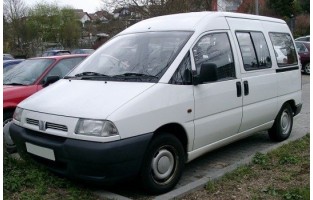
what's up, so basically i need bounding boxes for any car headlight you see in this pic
[13,107,24,122]
[75,119,119,137]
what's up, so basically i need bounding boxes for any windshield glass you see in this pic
[69,31,192,82]
[3,58,54,85]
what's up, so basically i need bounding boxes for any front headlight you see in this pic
[13,107,24,122]
[75,119,119,137]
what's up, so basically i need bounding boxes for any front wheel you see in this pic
[140,134,185,194]
[268,104,293,142]
[303,63,310,75]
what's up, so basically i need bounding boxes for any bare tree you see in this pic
[101,0,214,18]
[4,0,29,55]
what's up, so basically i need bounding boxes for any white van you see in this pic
[10,12,302,194]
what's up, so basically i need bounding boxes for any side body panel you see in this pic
[226,17,278,132]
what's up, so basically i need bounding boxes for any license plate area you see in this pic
[26,142,55,161]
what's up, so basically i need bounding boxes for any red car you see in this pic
[295,41,310,74]
[3,54,88,126]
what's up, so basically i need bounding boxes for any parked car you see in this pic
[10,12,302,194]
[273,46,287,64]
[3,54,88,152]
[295,35,310,42]
[3,59,25,73]
[295,41,310,74]
[71,49,95,54]
[42,50,71,56]
[3,53,14,60]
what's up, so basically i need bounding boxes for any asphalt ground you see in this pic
[95,74,310,200]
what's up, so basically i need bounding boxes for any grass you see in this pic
[3,152,99,200]
[180,134,310,200]
[4,135,310,200]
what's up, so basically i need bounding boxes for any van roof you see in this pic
[118,12,286,35]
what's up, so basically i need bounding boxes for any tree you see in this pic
[26,3,81,55]
[59,8,81,48]
[266,0,301,18]
[3,0,29,55]
[101,0,214,19]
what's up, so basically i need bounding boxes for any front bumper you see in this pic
[10,123,153,183]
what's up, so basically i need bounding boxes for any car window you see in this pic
[192,32,236,82]
[45,57,85,79]
[236,31,271,71]
[56,52,71,56]
[43,57,85,82]
[170,52,192,85]
[3,59,54,85]
[269,32,298,67]
[296,43,308,53]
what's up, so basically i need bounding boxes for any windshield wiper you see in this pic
[4,82,27,86]
[113,73,158,80]
[74,72,110,77]
[65,72,112,80]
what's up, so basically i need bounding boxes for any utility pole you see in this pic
[255,0,259,15]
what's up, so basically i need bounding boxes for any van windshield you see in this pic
[68,31,193,82]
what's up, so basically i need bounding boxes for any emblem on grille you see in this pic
[38,121,46,131]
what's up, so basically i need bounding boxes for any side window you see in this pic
[296,43,308,53]
[170,52,192,85]
[192,32,236,82]
[250,32,272,68]
[236,31,271,71]
[43,57,84,81]
[269,33,298,67]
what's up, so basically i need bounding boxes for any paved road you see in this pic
[95,74,310,200]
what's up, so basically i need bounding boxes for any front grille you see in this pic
[46,122,68,132]
[26,118,39,126]
[26,118,68,132]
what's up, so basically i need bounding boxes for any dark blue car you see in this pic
[42,50,71,56]
[3,59,25,73]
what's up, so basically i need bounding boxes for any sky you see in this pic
[25,0,104,13]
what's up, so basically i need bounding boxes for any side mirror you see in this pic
[193,63,218,85]
[43,76,60,87]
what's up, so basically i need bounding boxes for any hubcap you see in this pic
[281,110,291,135]
[152,148,175,181]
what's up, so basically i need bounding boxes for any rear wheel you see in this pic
[268,104,293,141]
[303,63,310,75]
[140,134,185,194]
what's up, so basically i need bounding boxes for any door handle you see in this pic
[244,80,249,96]
[236,81,242,97]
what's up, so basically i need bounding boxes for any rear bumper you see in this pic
[294,103,302,116]
[10,123,153,183]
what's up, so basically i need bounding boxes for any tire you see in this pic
[3,111,17,154]
[303,63,310,75]
[268,104,293,142]
[3,111,13,127]
[140,134,185,194]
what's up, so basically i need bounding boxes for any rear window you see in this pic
[269,33,298,67]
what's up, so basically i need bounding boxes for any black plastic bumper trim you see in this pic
[10,123,153,183]
[294,103,302,116]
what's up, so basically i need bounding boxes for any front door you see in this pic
[192,31,243,149]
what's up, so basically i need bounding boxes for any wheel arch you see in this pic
[3,107,16,117]
[283,100,297,116]
[153,123,189,157]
